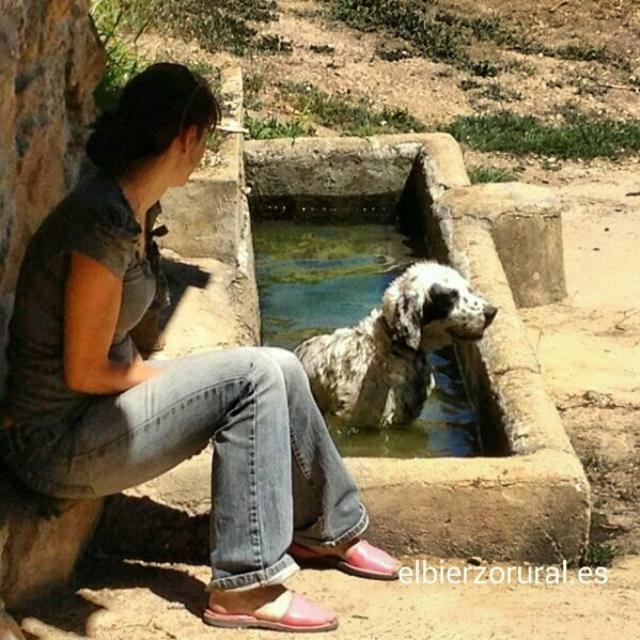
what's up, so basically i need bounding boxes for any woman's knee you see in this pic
[243,347,290,392]
[258,347,308,383]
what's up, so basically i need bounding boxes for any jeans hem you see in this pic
[207,554,300,592]
[292,501,370,548]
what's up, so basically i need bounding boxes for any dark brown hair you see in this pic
[87,62,221,176]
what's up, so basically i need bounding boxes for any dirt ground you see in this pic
[10,1,640,638]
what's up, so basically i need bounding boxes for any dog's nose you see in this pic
[483,305,498,327]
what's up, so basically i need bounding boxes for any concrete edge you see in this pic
[346,447,591,563]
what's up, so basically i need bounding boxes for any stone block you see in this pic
[436,183,567,307]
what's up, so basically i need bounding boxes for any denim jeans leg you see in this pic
[258,347,370,548]
[204,348,302,591]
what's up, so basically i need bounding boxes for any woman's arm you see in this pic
[64,251,164,394]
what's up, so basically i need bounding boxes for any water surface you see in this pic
[253,220,480,458]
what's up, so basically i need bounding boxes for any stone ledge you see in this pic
[0,473,102,609]
[433,181,567,307]
[347,448,590,562]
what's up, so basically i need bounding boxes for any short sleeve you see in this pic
[69,219,137,279]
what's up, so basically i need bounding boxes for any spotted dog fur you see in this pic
[294,260,498,428]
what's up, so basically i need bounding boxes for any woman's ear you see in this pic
[176,123,200,153]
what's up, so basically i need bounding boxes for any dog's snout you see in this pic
[483,305,498,327]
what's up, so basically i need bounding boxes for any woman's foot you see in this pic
[205,584,338,632]
[289,537,402,580]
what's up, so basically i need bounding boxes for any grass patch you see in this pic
[468,165,520,183]
[443,110,640,159]
[580,541,618,568]
[151,0,278,56]
[553,44,608,63]
[280,81,426,136]
[246,115,315,140]
[245,73,266,110]
[478,82,523,102]
[330,0,463,63]
[90,0,154,110]
[328,0,625,74]
[255,34,293,54]
[328,0,528,74]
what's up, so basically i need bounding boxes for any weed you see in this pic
[153,0,278,56]
[466,59,502,77]
[554,44,608,63]
[245,73,266,111]
[90,0,154,110]
[460,79,482,91]
[580,541,618,568]
[188,60,218,81]
[246,114,315,140]
[444,110,640,159]
[280,81,426,136]
[310,44,336,54]
[256,34,293,54]
[329,0,465,63]
[478,82,523,102]
[468,165,520,183]
[503,59,537,76]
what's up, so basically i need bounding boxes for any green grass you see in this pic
[90,0,154,110]
[468,165,520,183]
[152,0,278,55]
[328,0,623,74]
[580,541,618,568]
[245,73,266,110]
[280,81,426,136]
[90,0,227,131]
[328,0,529,74]
[246,115,316,140]
[330,0,464,63]
[443,111,640,159]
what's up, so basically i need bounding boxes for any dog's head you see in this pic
[382,261,498,352]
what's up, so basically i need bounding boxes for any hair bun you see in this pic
[87,111,125,172]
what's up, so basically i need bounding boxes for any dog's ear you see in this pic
[383,281,424,351]
[423,283,458,324]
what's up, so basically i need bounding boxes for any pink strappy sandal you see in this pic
[203,591,339,632]
[289,539,402,580]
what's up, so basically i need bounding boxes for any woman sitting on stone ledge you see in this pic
[0,62,400,633]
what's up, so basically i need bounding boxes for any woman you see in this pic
[0,63,401,632]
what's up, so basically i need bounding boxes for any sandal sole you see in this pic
[203,609,339,632]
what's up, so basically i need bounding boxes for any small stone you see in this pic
[467,556,483,566]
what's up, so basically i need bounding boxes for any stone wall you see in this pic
[0,0,105,611]
[0,0,104,391]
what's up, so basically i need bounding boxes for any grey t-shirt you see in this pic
[0,168,159,429]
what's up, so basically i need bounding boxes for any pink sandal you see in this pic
[289,539,402,580]
[203,591,339,632]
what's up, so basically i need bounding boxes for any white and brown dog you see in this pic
[294,261,497,428]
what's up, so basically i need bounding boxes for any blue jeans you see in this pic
[0,346,369,591]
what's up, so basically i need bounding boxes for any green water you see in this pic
[253,220,480,458]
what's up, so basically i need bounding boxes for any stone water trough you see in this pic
[242,132,590,563]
